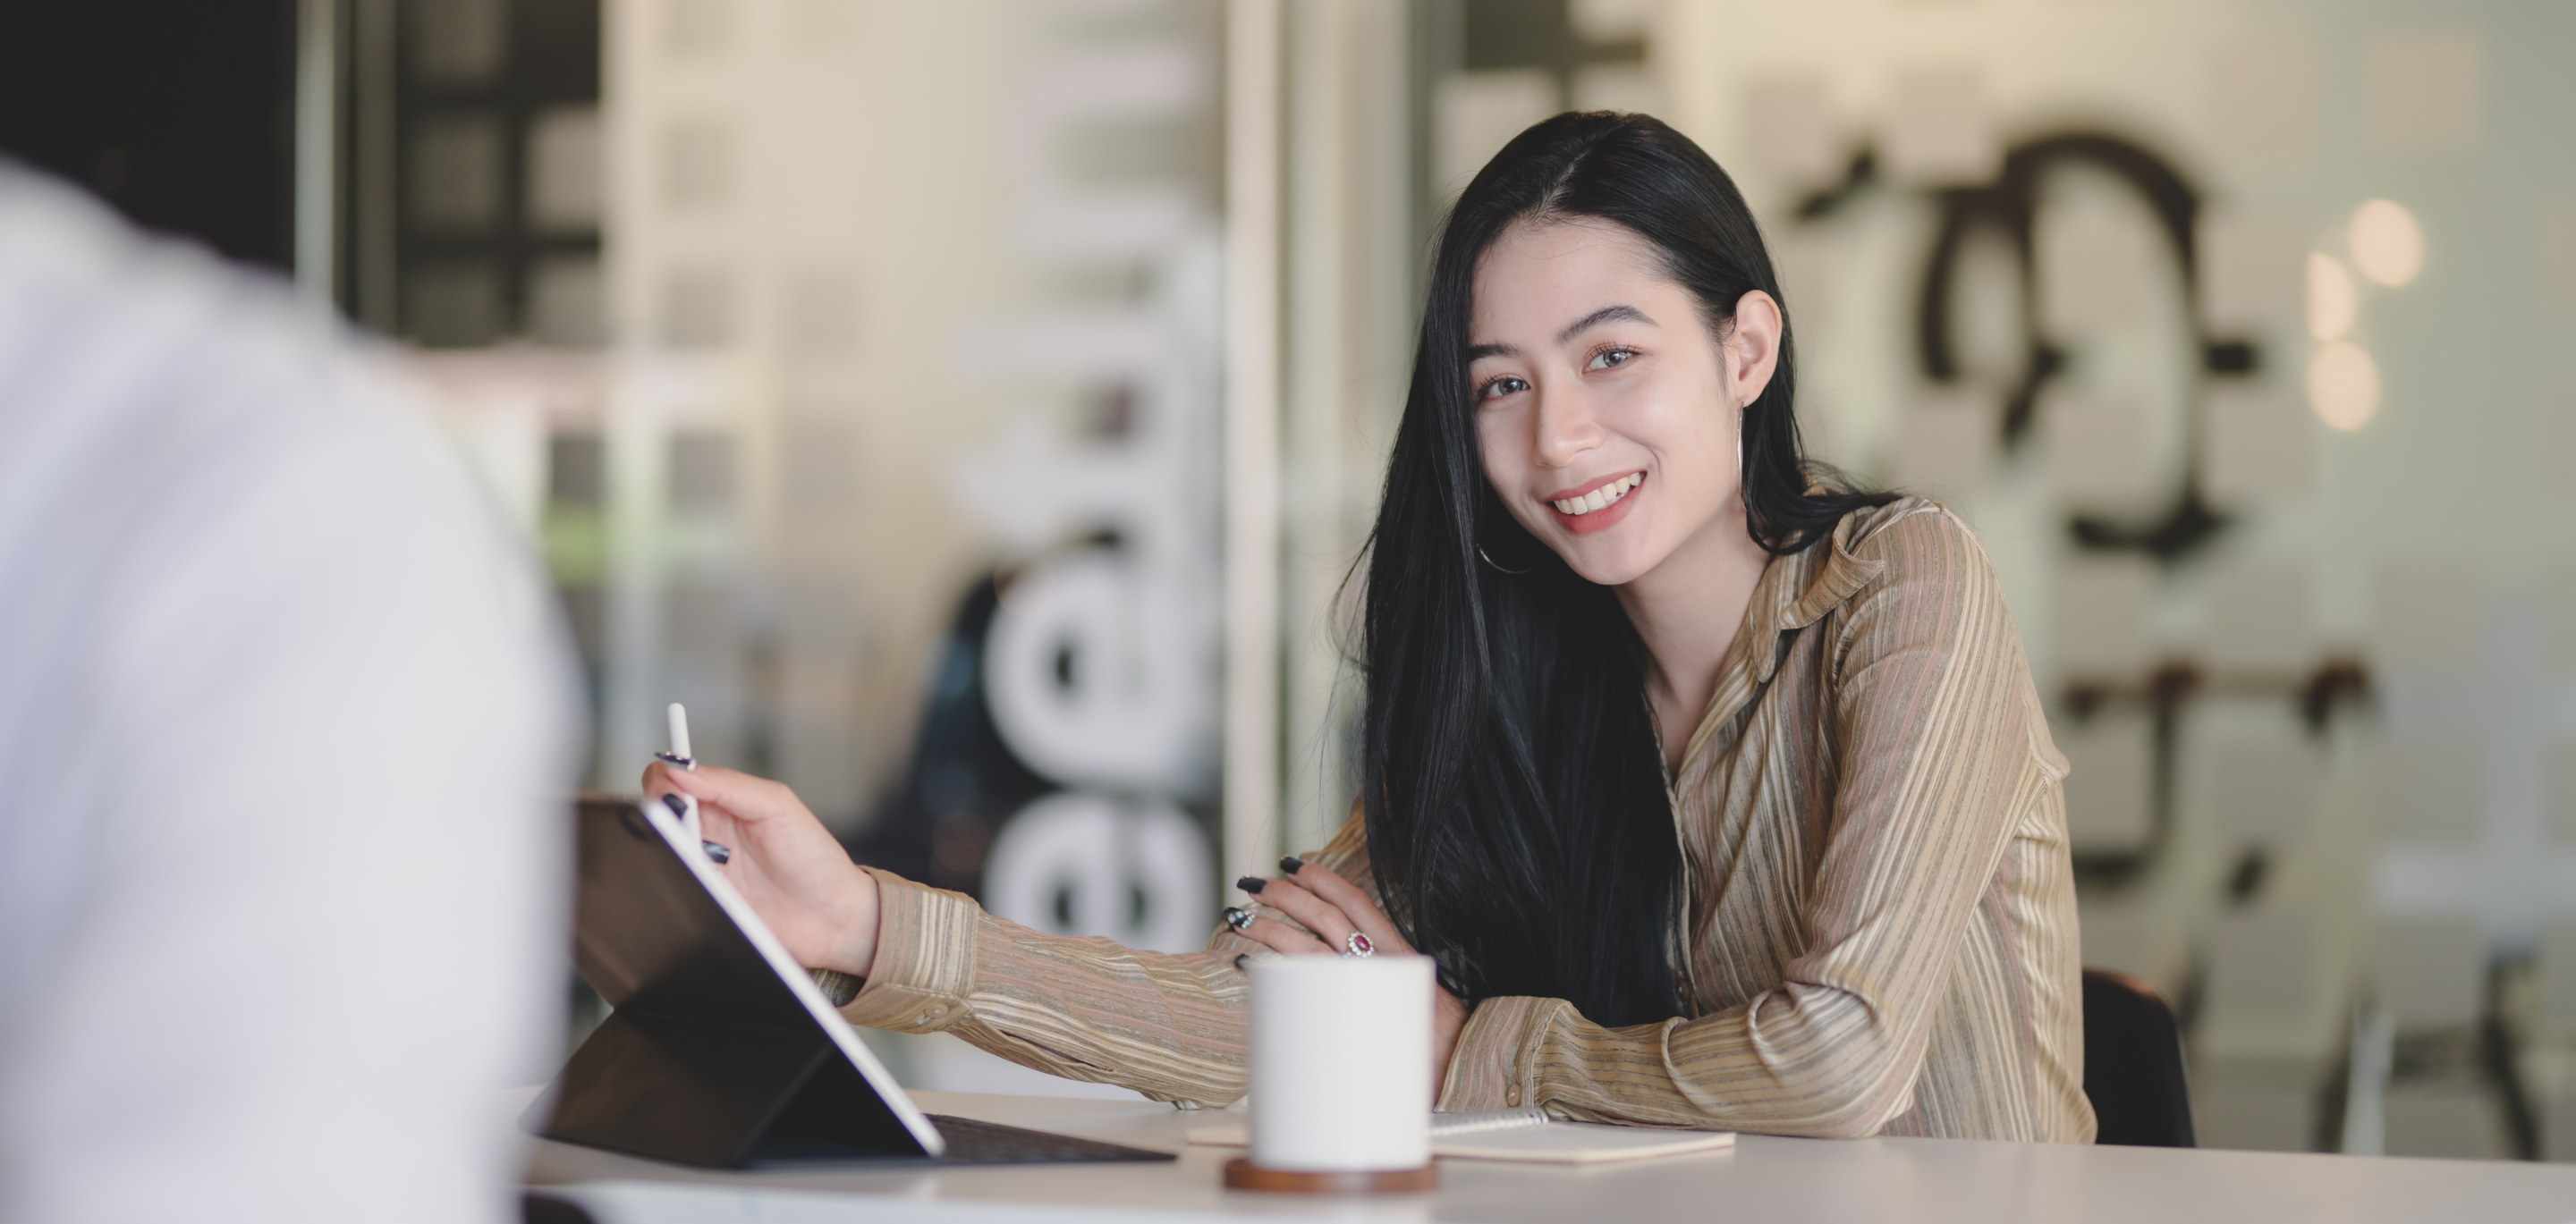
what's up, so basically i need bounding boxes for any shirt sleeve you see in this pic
[1436,510,2047,1137]
[838,807,1377,1106]
[0,256,579,1223]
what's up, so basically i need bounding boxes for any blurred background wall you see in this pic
[1636,0,2576,1161]
[8,0,2576,1159]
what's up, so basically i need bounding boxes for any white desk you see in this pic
[525,1091,2576,1223]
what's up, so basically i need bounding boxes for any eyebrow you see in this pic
[1557,304,1656,343]
[1465,304,1659,362]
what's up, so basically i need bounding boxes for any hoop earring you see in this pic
[1478,546,1532,576]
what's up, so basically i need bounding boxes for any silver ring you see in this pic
[1343,932,1374,958]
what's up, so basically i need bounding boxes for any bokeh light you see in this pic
[2349,198,2425,286]
[2307,341,2380,431]
[2306,251,2359,341]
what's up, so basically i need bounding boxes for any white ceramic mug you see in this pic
[1247,953,1433,1172]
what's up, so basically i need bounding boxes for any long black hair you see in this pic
[1360,113,1895,1027]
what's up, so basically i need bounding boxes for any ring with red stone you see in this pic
[1342,932,1373,958]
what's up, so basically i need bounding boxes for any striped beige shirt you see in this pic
[842,498,2094,1142]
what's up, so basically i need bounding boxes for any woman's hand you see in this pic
[643,761,881,979]
[1229,858,1471,1099]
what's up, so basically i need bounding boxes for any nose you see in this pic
[1530,380,1604,470]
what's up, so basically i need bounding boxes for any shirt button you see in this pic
[1505,1085,1522,1106]
[921,1005,947,1022]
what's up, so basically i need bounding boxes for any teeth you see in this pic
[1552,473,1641,517]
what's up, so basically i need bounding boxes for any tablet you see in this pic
[527,796,1175,1169]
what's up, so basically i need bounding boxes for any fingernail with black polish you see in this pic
[1235,876,1267,894]
[663,793,690,816]
[1279,857,1304,874]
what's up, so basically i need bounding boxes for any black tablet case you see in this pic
[528,798,946,1168]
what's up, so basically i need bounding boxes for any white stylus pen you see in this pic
[655,704,732,863]
[662,702,701,842]
[666,702,693,766]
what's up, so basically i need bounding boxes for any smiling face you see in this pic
[1470,217,1779,587]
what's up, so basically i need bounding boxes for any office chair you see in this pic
[2081,968,2197,1146]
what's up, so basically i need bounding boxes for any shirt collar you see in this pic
[1677,505,1894,767]
[1750,508,1890,681]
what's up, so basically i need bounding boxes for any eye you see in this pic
[1587,346,1639,371]
[1478,375,1530,401]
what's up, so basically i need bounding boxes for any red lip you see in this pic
[1548,470,1645,536]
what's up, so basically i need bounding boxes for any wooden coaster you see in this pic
[1222,1157,1438,1194]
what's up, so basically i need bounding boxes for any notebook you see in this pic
[1184,1109,1736,1166]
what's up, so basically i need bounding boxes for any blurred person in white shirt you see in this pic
[0,163,578,1222]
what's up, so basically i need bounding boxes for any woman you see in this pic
[648,113,2093,1143]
